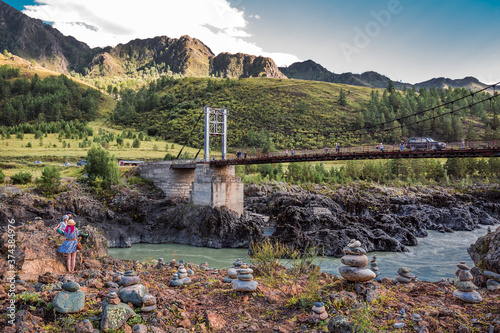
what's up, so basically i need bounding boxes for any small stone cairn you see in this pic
[484,270,500,291]
[118,271,148,307]
[338,239,376,282]
[52,281,85,313]
[395,267,417,284]
[453,262,482,303]
[101,290,135,332]
[369,255,381,280]
[177,264,192,283]
[156,258,165,269]
[232,263,258,291]
[311,302,328,320]
[199,262,209,271]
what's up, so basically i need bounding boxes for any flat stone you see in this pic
[179,277,191,284]
[119,284,148,306]
[319,311,329,320]
[107,297,120,305]
[347,239,361,248]
[413,313,422,322]
[124,270,136,276]
[395,276,412,284]
[187,269,194,275]
[338,266,376,282]
[238,274,254,281]
[341,254,368,267]
[457,263,470,270]
[314,302,324,307]
[170,278,183,287]
[454,280,477,292]
[312,305,326,314]
[399,272,416,279]
[119,275,140,287]
[453,290,483,303]
[486,279,500,291]
[232,279,258,292]
[238,268,253,275]
[222,277,233,283]
[101,302,135,331]
[75,319,94,333]
[343,247,366,255]
[53,290,85,313]
[398,267,411,274]
[394,322,405,329]
[38,272,57,284]
[141,305,157,312]
[484,270,500,283]
[62,281,80,292]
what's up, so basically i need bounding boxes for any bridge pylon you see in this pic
[204,106,228,162]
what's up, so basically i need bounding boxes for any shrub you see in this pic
[37,165,61,194]
[132,138,140,148]
[26,141,32,147]
[85,146,120,190]
[0,169,4,183]
[11,171,32,184]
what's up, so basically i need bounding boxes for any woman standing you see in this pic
[58,219,79,273]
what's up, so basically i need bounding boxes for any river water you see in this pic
[108,227,488,282]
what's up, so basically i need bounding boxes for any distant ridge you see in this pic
[280,59,490,91]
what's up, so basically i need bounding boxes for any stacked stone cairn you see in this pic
[200,262,209,271]
[169,264,191,287]
[118,271,148,307]
[395,267,417,284]
[453,262,482,303]
[484,270,500,291]
[170,259,177,267]
[311,302,328,320]
[52,281,85,313]
[338,239,376,282]
[232,263,258,291]
[156,258,165,269]
[101,290,135,332]
[141,294,157,312]
[369,255,381,280]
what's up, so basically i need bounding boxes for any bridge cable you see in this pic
[175,112,204,160]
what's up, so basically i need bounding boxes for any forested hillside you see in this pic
[0,64,105,126]
[112,76,500,153]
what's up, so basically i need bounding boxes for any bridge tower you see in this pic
[204,106,227,161]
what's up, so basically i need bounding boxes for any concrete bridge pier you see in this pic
[138,162,244,216]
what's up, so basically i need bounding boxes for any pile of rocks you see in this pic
[232,263,258,291]
[101,290,135,331]
[156,258,165,269]
[118,271,148,307]
[311,302,328,320]
[169,264,192,287]
[338,239,376,282]
[395,267,417,284]
[141,294,157,312]
[453,263,482,303]
[52,281,85,314]
[369,255,381,280]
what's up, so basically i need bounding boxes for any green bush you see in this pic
[85,146,120,190]
[36,165,61,194]
[132,138,140,148]
[11,171,32,184]
[0,169,4,183]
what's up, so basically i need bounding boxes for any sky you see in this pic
[4,0,500,84]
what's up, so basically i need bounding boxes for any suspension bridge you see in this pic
[139,81,500,214]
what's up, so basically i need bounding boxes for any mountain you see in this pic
[280,60,490,91]
[0,2,285,79]
[0,0,94,73]
[413,76,489,91]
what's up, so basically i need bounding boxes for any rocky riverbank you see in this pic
[1,180,500,258]
[1,221,500,332]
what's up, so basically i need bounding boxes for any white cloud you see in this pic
[22,0,299,65]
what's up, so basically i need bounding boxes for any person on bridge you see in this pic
[336,143,340,153]
[244,152,247,158]
[461,138,465,149]
[379,143,384,152]
[400,140,405,152]
[291,149,295,156]
[325,146,329,154]
[285,149,289,156]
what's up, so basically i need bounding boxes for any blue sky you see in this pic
[4,0,500,84]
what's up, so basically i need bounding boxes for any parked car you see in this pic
[77,159,87,166]
[405,137,446,151]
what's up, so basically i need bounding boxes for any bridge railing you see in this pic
[223,140,498,161]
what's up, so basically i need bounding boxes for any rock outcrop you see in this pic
[0,219,107,280]
[468,225,500,274]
